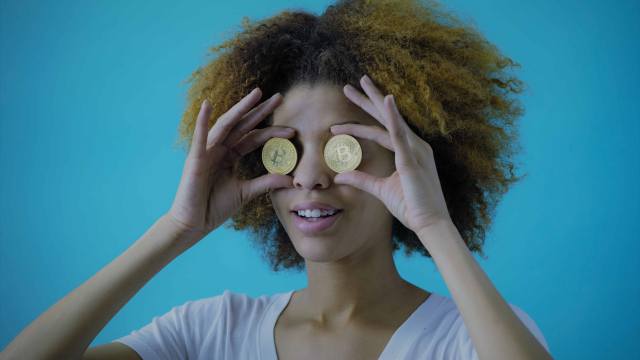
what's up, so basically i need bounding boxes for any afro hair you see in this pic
[173,0,527,272]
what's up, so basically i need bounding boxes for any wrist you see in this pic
[159,213,206,249]
[417,218,458,245]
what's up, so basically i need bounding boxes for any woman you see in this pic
[2,0,552,359]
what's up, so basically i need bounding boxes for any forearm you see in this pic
[1,214,197,360]
[418,220,552,360]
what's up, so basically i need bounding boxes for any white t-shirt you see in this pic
[114,289,550,359]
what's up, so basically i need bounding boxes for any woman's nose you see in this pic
[292,145,333,190]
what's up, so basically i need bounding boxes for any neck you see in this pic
[296,238,414,326]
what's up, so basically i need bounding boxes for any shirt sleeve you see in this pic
[454,303,551,360]
[113,293,226,360]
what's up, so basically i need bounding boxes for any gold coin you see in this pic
[261,137,297,175]
[324,134,362,173]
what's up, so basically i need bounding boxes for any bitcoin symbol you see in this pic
[336,145,351,162]
[270,148,285,166]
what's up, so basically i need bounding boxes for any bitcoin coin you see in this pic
[324,134,362,173]
[262,137,297,175]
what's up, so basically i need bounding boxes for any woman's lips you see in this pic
[291,210,343,236]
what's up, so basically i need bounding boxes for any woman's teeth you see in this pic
[296,209,338,218]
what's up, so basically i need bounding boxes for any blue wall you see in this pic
[1,1,638,358]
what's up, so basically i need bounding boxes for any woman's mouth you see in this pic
[291,210,343,236]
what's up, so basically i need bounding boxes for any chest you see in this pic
[273,321,396,360]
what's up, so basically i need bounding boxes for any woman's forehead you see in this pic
[270,83,375,130]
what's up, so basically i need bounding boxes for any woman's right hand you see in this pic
[165,87,294,243]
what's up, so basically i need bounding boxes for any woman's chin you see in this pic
[291,237,344,260]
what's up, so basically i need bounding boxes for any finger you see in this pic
[228,126,296,164]
[330,123,393,152]
[218,126,294,169]
[385,95,417,169]
[189,99,212,159]
[333,169,384,199]
[206,87,262,150]
[225,92,283,147]
[240,173,293,204]
[343,84,386,127]
[359,75,390,127]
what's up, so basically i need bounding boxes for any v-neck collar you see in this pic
[258,290,444,360]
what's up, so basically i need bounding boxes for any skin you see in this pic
[267,81,431,358]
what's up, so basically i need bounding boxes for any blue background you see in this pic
[1,0,638,358]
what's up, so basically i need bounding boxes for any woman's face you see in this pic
[268,82,396,262]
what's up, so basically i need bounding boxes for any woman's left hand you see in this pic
[331,74,452,235]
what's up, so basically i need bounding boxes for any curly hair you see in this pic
[173,0,526,272]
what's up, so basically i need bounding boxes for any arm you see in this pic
[418,220,553,360]
[1,214,201,360]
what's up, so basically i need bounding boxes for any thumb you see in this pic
[241,174,293,202]
[334,170,382,198]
